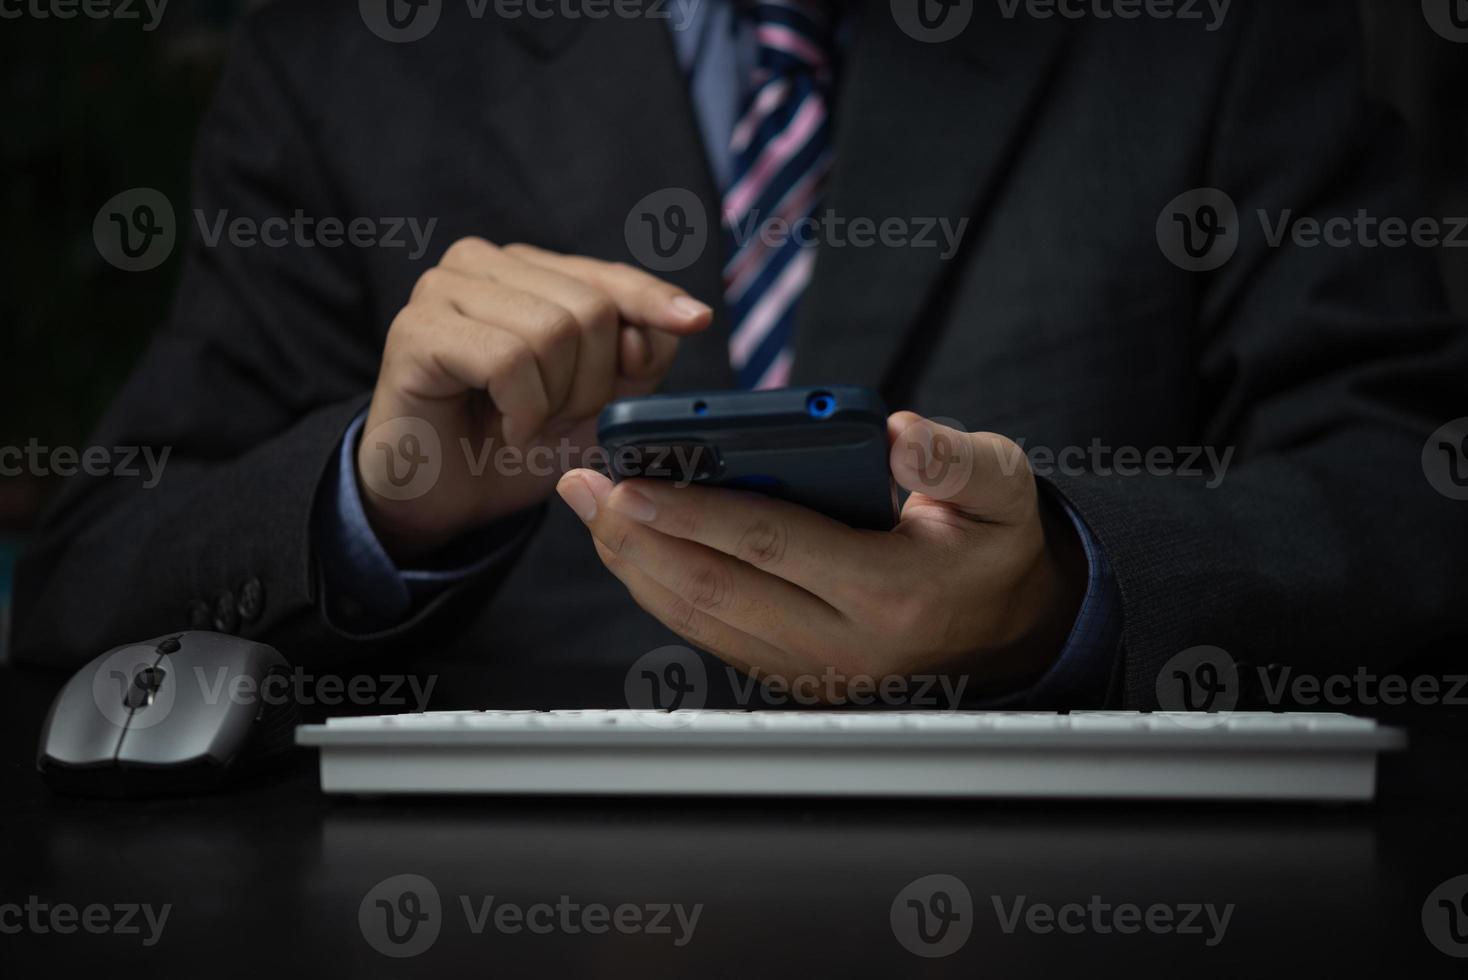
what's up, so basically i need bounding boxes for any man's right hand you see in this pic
[357,238,712,563]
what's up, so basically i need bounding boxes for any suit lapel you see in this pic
[790,4,1069,402]
[482,12,737,390]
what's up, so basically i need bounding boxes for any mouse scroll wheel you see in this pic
[123,666,168,709]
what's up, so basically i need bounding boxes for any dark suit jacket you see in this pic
[12,0,1468,710]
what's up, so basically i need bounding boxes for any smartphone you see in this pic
[596,385,898,530]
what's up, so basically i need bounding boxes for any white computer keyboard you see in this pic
[295,709,1405,802]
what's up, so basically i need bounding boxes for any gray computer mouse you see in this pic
[37,631,298,797]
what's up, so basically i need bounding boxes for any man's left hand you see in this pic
[555,412,1088,697]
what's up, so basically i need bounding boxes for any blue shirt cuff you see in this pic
[315,412,512,631]
[1020,496,1123,707]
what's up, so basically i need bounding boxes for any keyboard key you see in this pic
[991,714,1071,730]
[1069,713,1147,731]
[754,713,840,730]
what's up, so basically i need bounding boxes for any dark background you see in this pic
[2,0,1466,653]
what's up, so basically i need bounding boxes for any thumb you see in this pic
[887,412,1035,522]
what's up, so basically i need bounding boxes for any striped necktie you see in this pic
[722,0,838,389]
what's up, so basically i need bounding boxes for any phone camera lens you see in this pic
[806,392,836,419]
[693,400,709,416]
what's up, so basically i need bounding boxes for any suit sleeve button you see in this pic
[187,600,213,630]
[212,590,240,633]
[237,578,266,622]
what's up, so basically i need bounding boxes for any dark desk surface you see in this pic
[3,666,1467,979]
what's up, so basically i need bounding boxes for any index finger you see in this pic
[601,477,896,607]
[504,243,713,336]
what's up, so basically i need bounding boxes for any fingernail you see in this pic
[669,295,712,321]
[609,485,657,523]
[557,476,597,523]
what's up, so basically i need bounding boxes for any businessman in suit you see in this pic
[12,0,1468,710]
